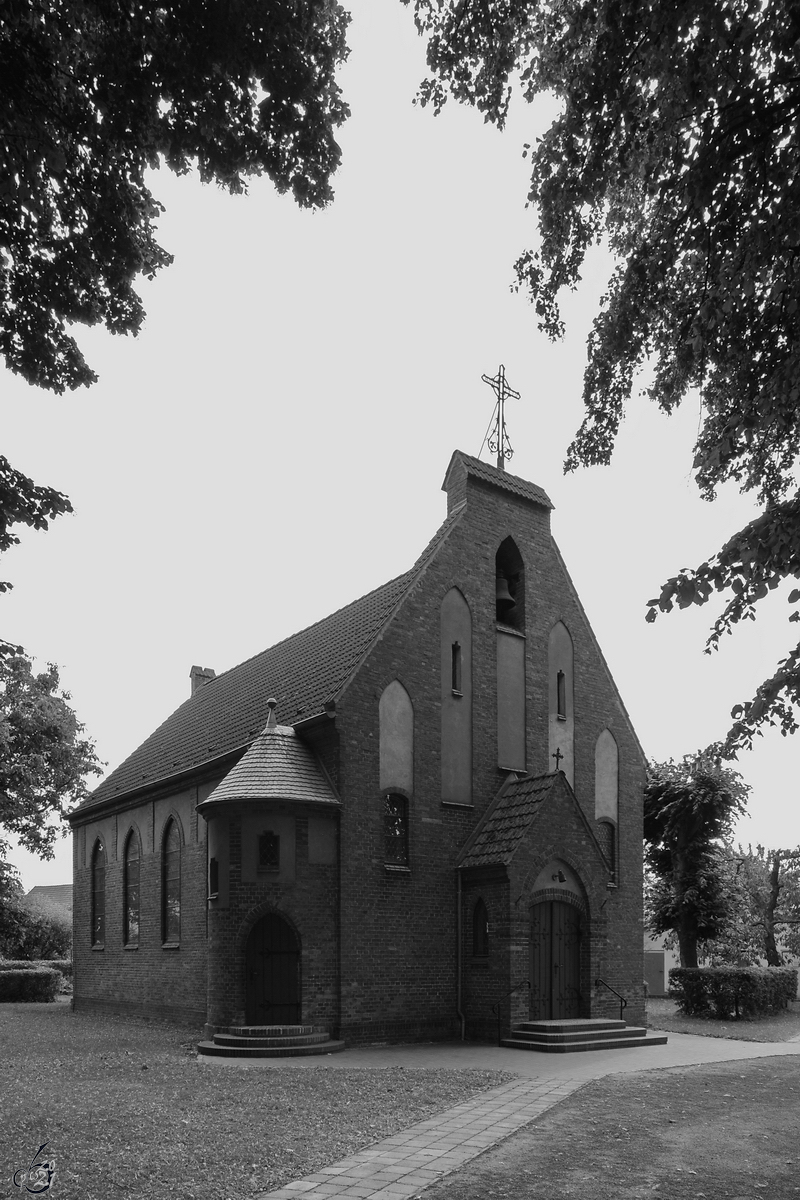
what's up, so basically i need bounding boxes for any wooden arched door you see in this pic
[245,913,301,1025]
[530,900,582,1020]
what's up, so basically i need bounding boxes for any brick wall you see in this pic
[72,781,215,1025]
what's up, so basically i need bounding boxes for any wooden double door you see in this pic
[529,900,582,1020]
[245,913,301,1025]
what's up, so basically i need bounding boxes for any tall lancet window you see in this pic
[124,830,140,946]
[595,728,619,878]
[548,622,574,785]
[441,588,472,804]
[91,839,105,947]
[496,538,526,771]
[162,818,181,944]
[379,681,414,866]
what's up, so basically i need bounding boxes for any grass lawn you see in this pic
[0,1002,511,1200]
[420,1056,800,1200]
[648,997,800,1042]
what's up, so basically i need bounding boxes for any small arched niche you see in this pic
[532,857,584,900]
[495,536,525,631]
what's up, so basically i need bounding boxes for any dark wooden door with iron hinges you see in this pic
[245,913,301,1025]
[529,900,582,1020]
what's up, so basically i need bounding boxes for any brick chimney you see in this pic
[190,665,216,695]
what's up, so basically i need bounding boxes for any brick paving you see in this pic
[257,1076,585,1200]
[231,1030,800,1200]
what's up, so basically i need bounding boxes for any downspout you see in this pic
[456,868,465,1041]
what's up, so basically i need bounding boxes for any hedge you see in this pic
[670,966,798,1019]
[0,968,61,1003]
[0,958,72,978]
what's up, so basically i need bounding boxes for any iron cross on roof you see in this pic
[552,747,564,771]
[481,364,520,471]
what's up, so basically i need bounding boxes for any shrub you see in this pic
[0,901,71,960]
[0,958,71,978]
[670,966,799,1018]
[0,968,60,1002]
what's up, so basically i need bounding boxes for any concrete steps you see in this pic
[501,1018,668,1053]
[197,1024,346,1058]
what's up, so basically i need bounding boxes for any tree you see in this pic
[1,0,350,576]
[0,654,101,862]
[707,844,800,966]
[644,754,749,967]
[409,0,800,751]
[0,858,72,960]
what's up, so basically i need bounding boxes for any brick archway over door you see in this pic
[245,913,301,1024]
[530,900,582,1019]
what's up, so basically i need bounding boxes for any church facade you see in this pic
[70,451,647,1043]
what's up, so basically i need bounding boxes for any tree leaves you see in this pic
[0,0,351,394]
[410,0,800,750]
[0,654,101,860]
[643,754,750,966]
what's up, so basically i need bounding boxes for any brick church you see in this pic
[70,450,647,1045]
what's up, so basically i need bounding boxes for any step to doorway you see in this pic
[197,1024,346,1058]
[501,1018,668,1053]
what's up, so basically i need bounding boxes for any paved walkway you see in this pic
[199,1031,800,1200]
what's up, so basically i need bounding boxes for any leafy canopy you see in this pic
[0,0,350,593]
[0,654,101,861]
[709,844,800,966]
[644,754,749,967]
[1,0,350,394]
[410,0,800,752]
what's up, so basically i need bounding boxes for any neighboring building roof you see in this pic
[198,714,339,810]
[458,773,560,869]
[23,884,73,915]
[443,450,553,511]
[82,505,466,810]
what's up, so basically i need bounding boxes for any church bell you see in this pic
[495,574,516,613]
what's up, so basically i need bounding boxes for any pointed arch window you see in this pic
[124,831,140,946]
[162,818,181,945]
[91,839,105,947]
[495,536,525,631]
[472,897,489,958]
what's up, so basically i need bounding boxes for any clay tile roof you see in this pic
[82,505,465,809]
[458,774,559,868]
[445,450,553,510]
[23,884,74,915]
[199,726,339,808]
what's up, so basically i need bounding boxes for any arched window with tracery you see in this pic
[124,830,140,946]
[162,818,181,945]
[91,838,105,947]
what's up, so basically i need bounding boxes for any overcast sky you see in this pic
[4,0,798,892]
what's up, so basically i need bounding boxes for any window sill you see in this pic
[91,944,104,952]
[384,863,411,874]
[470,958,489,968]
[441,801,474,810]
[495,623,525,638]
[256,868,280,876]
[161,942,180,950]
[556,714,567,722]
[451,689,463,698]
[123,943,139,951]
